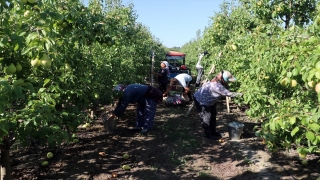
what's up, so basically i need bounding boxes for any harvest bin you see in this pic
[102,114,118,134]
[228,122,244,140]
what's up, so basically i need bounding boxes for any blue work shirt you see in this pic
[113,84,148,116]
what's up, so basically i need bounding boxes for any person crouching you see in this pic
[109,84,163,134]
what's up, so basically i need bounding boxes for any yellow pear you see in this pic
[231,44,237,51]
[280,78,288,86]
[41,54,52,67]
[315,83,320,93]
[308,81,316,88]
[122,165,131,170]
[31,59,41,67]
[291,80,297,87]
[298,152,307,159]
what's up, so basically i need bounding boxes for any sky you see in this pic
[83,0,227,48]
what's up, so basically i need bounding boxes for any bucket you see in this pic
[228,121,244,140]
[102,114,118,134]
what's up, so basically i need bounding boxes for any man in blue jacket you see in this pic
[109,84,162,134]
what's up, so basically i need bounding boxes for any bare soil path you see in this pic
[10,100,320,180]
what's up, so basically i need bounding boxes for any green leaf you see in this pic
[287,55,294,61]
[21,45,38,55]
[306,131,315,141]
[268,99,275,105]
[43,79,50,87]
[14,44,19,51]
[51,124,61,132]
[291,68,298,76]
[27,101,33,106]
[307,68,316,81]
[25,32,38,44]
[316,70,320,79]
[291,127,299,137]
[19,32,27,36]
[38,88,46,93]
[270,122,276,131]
[308,123,320,132]
[289,116,296,125]
[21,82,34,93]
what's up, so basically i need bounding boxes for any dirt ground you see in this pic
[10,98,320,180]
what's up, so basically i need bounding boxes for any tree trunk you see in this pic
[1,139,11,180]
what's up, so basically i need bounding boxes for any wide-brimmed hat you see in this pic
[222,70,237,82]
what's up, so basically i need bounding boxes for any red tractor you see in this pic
[165,51,191,79]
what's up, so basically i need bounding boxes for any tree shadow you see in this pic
[10,99,320,180]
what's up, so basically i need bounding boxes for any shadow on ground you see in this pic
[10,100,320,180]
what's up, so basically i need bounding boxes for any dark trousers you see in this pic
[158,81,168,93]
[193,96,217,136]
[136,98,157,130]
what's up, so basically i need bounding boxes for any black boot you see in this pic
[210,125,222,137]
[212,131,222,137]
[209,110,221,137]
[202,123,220,140]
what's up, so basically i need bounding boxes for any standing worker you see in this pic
[151,61,170,93]
[195,51,208,87]
[109,84,163,134]
[193,70,242,140]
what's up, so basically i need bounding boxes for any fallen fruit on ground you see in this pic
[301,160,308,165]
[73,139,79,143]
[122,165,131,170]
[82,123,90,128]
[47,152,53,159]
[99,152,106,156]
[41,161,49,166]
[111,172,117,178]
[123,153,129,159]
[298,152,307,159]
